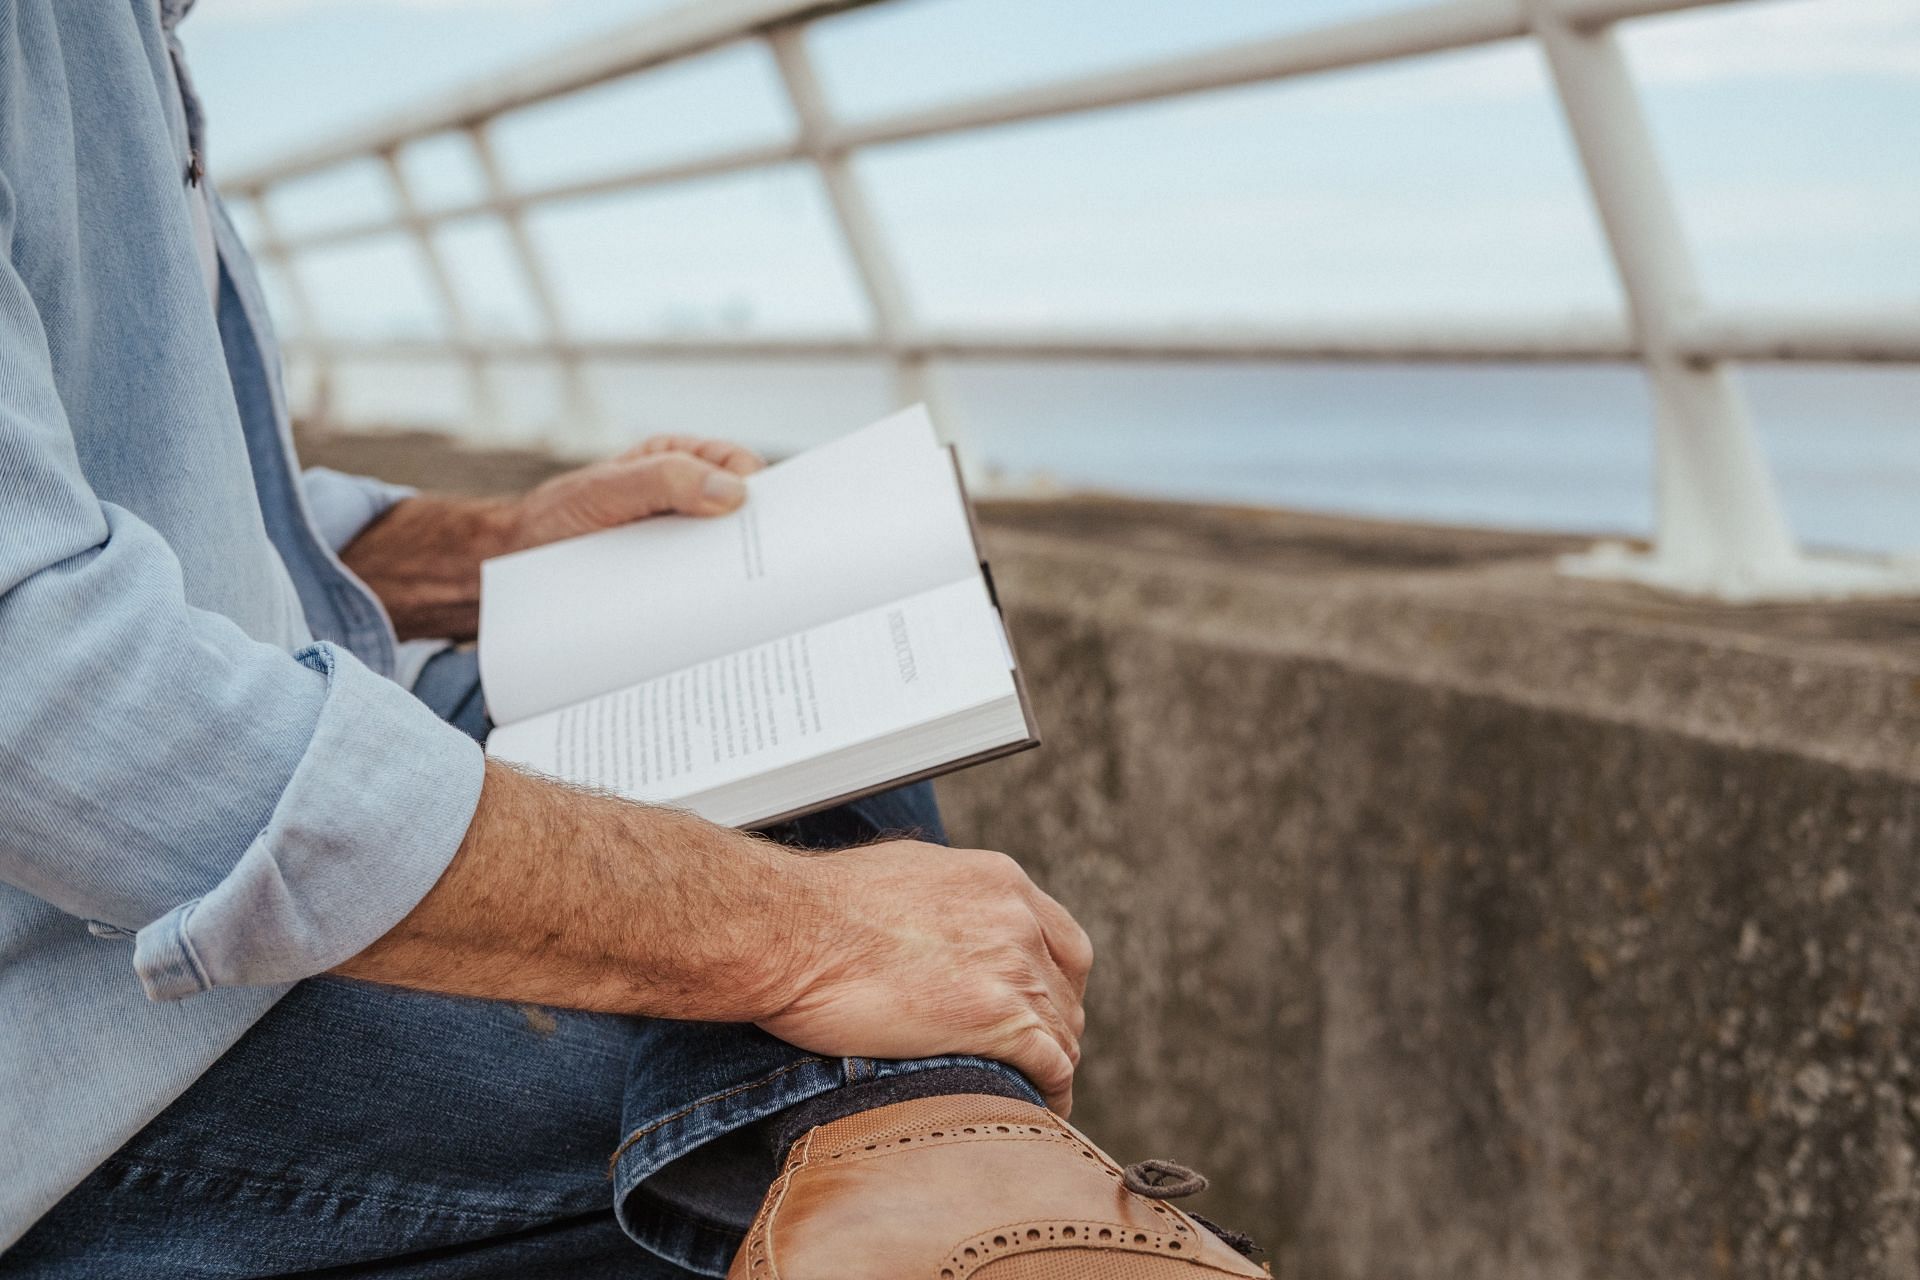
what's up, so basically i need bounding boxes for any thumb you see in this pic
[602,451,748,520]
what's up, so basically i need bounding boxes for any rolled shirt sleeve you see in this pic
[128,639,484,1001]
[301,465,415,553]
[0,508,486,1002]
[0,193,484,1002]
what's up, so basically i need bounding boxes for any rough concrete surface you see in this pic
[301,429,1920,1279]
[937,499,1920,1280]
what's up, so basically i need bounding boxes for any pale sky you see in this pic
[178,0,1920,342]
[160,0,1918,552]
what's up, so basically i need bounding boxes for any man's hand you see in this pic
[504,434,766,553]
[336,763,1093,1114]
[761,842,1094,1115]
[335,433,1097,1105]
[341,434,766,640]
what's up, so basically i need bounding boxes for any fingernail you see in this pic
[702,470,746,504]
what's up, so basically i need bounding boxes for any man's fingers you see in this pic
[600,452,746,519]
[639,453,746,516]
[692,438,766,475]
[1011,1026,1076,1117]
[1027,938,1085,1063]
[970,848,1093,1002]
[624,433,707,461]
[1024,884,1094,1000]
[627,434,766,475]
[1017,978,1081,1076]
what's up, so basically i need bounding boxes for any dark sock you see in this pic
[761,1066,1035,1161]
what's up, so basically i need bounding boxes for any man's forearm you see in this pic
[333,760,813,1020]
[340,495,516,641]
[333,761,1094,1110]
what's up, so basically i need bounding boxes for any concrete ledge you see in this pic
[937,498,1920,1279]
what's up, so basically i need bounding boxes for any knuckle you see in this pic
[628,454,674,484]
[1032,1051,1074,1092]
[985,850,1028,886]
[962,849,1025,891]
[1030,1005,1073,1053]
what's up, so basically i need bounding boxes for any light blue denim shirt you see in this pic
[1,2,487,1247]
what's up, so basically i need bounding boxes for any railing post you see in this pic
[766,24,955,439]
[1525,0,1800,598]
[466,123,604,446]
[379,148,502,437]
[247,195,335,427]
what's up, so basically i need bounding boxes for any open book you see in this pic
[478,406,1039,828]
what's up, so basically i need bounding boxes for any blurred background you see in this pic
[190,0,1918,551]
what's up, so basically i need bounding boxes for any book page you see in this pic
[485,577,1015,813]
[479,407,980,725]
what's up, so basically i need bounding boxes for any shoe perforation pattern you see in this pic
[810,1096,1069,1158]
[827,1124,1079,1164]
[972,1254,1266,1279]
[938,1220,1230,1279]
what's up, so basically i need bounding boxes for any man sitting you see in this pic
[0,4,1263,1277]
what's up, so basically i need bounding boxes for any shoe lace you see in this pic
[1120,1160,1263,1259]
[1122,1158,1209,1199]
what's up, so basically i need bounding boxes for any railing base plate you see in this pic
[1561,541,1920,603]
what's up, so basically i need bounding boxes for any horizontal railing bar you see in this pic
[269,139,807,253]
[299,335,886,361]
[1559,0,1742,25]
[1675,312,1920,364]
[227,0,1743,200]
[852,0,1754,150]
[827,0,1527,152]
[225,0,879,195]
[919,323,1639,362]
[288,337,1629,365]
[275,313,1920,367]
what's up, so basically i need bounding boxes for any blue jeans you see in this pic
[4,651,1036,1278]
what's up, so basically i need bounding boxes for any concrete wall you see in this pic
[937,499,1920,1280]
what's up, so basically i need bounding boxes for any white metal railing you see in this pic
[225,0,1920,602]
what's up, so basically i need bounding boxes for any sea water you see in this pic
[307,360,1918,555]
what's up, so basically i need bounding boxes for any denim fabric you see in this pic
[2,3,485,1248]
[2,760,1037,1279]
[414,648,498,747]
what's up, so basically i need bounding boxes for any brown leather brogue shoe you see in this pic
[728,1093,1269,1279]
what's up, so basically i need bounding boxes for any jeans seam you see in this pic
[96,1155,579,1224]
[605,1056,832,1176]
